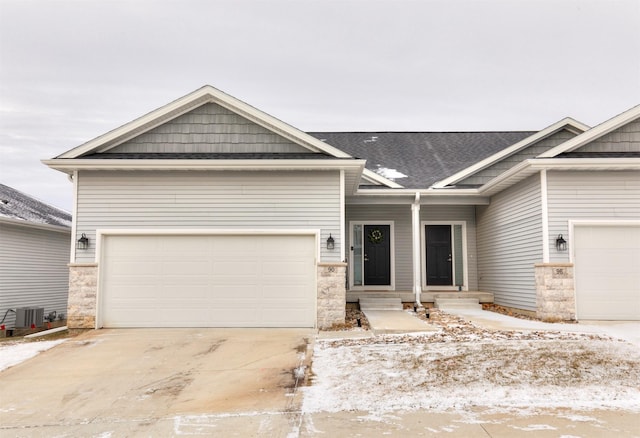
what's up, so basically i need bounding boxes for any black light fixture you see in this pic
[555,234,567,251]
[77,233,89,250]
[326,234,335,250]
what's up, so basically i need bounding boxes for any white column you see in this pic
[412,192,423,306]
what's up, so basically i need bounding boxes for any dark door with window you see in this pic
[363,225,391,285]
[426,225,452,286]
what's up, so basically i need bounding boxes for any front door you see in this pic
[426,225,452,286]
[363,225,391,285]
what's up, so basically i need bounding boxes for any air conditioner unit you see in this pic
[15,307,45,328]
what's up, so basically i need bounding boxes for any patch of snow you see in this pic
[302,325,640,416]
[374,167,407,180]
[511,424,557,431]
[0,340,66,371]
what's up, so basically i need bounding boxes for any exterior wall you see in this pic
[460,130,577,186]
[74,170,342,263]
[108,103,308,154]
[345,204,478,291]
[317,262,347,329]
[578,118,640,152]
[0,223,70,328]
[547,170,640,263]
[477,174,543,311]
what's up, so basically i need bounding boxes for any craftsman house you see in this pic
[44,86,640,329]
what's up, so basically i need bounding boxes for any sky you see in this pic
[1,0,639,212]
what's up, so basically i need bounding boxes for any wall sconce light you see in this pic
[77,233,89,250]
[555,234,567,251]
[326,234,335,250]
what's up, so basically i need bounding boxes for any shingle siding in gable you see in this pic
[107,103,309,154]
[547,170,640,263]
[476,174,543,311]
[459,130,577,186]
[0,223,70,328]
[576,118,640,153]
[74,170,341,263]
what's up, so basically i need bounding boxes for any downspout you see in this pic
[411,192,423,308]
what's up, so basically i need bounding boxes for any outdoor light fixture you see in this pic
[77,233,89,250]
[555,234,567,251]
[326,234,335,250]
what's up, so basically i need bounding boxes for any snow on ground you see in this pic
[0,339,66,372]
[302,310,640,416]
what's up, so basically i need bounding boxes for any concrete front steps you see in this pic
[434,297,482,310]
[359,297,403,311]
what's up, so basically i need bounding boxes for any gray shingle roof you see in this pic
[308,132,535,188]
[0,184,71,228]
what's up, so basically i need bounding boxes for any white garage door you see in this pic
[574,225,640,320]
[100,234,316,328]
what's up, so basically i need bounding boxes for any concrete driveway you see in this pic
[0,328,313,437]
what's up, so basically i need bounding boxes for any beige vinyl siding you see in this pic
[577,118,640,152]
[344,204,478,291]
[107,103,309,154]
[75,170,341,263]
[477,174,542,311]
[0,223,70,328]
[460,130,577,186]
[547,170,640,263]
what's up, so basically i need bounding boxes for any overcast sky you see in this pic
[1,0,639,212]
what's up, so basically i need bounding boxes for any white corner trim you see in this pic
[432,117,589,189]
[540,170,550,263]
[539,104,640,158]
[340,170,346,262]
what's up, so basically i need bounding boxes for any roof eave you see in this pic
[431,118,590,189]
[0,216,71,233]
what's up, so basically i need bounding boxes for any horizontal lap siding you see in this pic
[477,174,542,311]
[345,205,477,291]
[75,170,341,263]
[0,223,70,327]
[548,170,640,263]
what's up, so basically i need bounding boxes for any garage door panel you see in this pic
[575,225,640,321]
[101,234,316,327]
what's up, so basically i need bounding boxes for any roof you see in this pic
[0,184,71,229]
[308,131,535,188]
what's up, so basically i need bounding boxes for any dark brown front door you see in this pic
[363,225,391,285]
[426,225,452,286]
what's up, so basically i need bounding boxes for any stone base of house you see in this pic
[67,263,98,329]
[317,262,347,329]
[535,263,576,321]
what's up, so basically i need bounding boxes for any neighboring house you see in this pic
[43,86,640,329]
[0,184,71,329]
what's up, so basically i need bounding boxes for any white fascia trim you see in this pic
[355,188,481,197]
[479,158,640,195]
[0,217,71,233]
[432,118,589,188]
[539,105,640,158]
[56,85,353,159]
[42,158,367,173]
[360,170,404,188]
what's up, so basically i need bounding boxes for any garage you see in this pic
[99,233,317,328]
[574,224,640,320]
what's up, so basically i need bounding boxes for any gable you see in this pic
[567,117,640,154]
[457,129,579,186]
[105,103,311,155]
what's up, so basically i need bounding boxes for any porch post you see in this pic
[412,192,423,307]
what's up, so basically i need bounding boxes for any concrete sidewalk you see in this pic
[363,309,437,335]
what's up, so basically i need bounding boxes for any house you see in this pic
[0,184,71,331]
[43,86,640,329]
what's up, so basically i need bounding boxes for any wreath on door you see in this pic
[368,228,384,244]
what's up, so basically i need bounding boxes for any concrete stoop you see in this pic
[435,297,482,310]
[359,297,403,311]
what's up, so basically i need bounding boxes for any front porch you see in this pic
[346,290,494,306]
